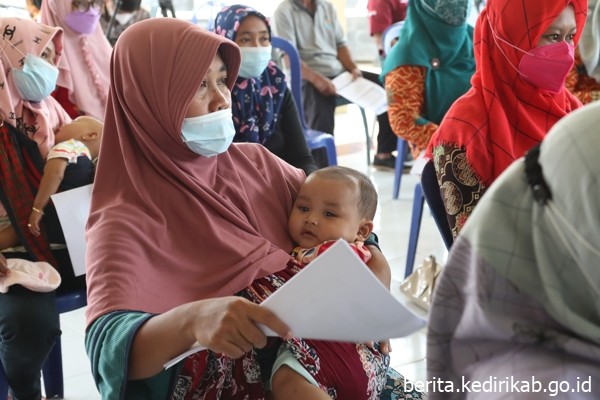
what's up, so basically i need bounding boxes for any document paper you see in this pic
[332,71,388,115]
[51,184,93,276]
[164,239,425,369]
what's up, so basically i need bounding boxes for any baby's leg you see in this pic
[0,226,19,250]
[271,365,331,400]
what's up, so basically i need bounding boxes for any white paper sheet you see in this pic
[164,239,426,369]
[50,184,92,276]
[332,71,388,115]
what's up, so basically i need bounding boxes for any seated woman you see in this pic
[381,0,475,160]
[427,0,586,239]
[566,0,600,103]
[41,0,111,120]
[214,4,317,174]
[100,0,151,47]
[84,17,422,399]
[0,16,80,399]
[427,100,600,400]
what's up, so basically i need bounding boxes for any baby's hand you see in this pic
[366,339,391,355]
[28,212,42,236]
[0,254,8,277]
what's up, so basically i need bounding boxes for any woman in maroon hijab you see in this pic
[84,18,402,399]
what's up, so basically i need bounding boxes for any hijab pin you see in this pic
[431,58,441,70]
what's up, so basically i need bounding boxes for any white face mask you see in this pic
[114,12,134,25]
[238,46,272,78]
[181,109,236,157]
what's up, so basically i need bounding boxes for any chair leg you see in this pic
[324,138,338,166]
[359,107,371,165]
[41,338,64,399]
[0,362,7,400]
[393,139,408,199]
[405,183,425,278]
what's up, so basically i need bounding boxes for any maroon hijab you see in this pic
[85,19,304,324]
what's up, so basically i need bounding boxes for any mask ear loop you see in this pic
[525,145,600,299]
[486,14,532,77]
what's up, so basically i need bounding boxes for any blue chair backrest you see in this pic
[382,21,405,58]
[271,36,308,130]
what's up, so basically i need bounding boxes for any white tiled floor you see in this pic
[54,107,448,398]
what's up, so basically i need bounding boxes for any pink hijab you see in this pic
[85,19,304,325]
[0,17,71,160]
[41,0,111,120]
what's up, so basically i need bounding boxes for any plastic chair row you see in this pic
[271,36,373,167]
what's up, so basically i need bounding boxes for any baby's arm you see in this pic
[365,244,392,354]
[28,158,69,236]
[365,245,391,290]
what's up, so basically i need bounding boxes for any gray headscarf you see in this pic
[461,100,600,344]
[426,101,600,399]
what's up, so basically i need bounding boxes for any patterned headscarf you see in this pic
[427,0,587,187]
[422,0,470,26]
[380,0,474,125]
[41,0,112,121]
[85,18,304,324]
[0,17,71,160]
[214,4,287,145]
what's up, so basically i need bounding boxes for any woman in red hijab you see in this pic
[84,18,401,399]
[427,0,587,238]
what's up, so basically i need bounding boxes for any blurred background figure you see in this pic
[101,0,151,46]
[566,0,600,103]
[41,0,112,120]
[367,0,408,60]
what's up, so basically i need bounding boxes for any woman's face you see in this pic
[234,15,270,48]
[537,5,577,47]
[40,39,57,66]
[185,54,231,118]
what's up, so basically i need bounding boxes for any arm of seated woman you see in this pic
[431,143,487,238]
[127,297,291,379]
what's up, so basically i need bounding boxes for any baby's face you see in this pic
[288,176,365,249]
[55,117,100,143]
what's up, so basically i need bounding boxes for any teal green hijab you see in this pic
[380,0,475,124]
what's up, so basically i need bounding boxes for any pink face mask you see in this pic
[488,17,575,94]
[518,41,575,93]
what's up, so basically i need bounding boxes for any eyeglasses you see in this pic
[71,0,103,12]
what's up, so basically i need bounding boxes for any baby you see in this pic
[27,116,102,236]
[270,166,391,400]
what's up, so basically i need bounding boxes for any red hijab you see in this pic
[427,0,587,186]
[85,19,304,325]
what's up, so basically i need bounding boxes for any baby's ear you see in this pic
[82,131,100,141]
[356,220,374,242]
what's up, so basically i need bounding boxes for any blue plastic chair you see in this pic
[0,287,87,399]
[404,161,453,277]
[271,36,339,166]
[381,21,405,59]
